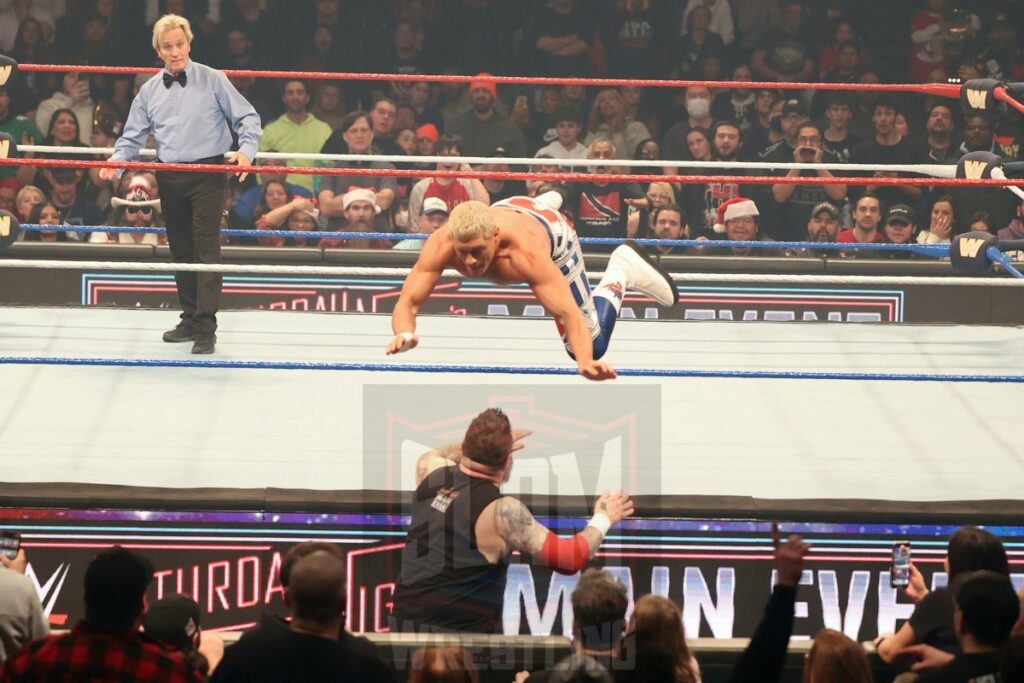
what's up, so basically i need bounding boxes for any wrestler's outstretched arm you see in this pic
[493,491,634,575]
[386,234,446,354]
[525,254,617,381]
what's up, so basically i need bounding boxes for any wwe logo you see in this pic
[26,562,72,617]
[960,159,989,180]
[965,88,988,110]
[958,237,986,258]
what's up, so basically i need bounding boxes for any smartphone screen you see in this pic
[891,542,911,588]
[0,532,20,561]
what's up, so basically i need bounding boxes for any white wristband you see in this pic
[586,512,612,536]
[394,331,414,353]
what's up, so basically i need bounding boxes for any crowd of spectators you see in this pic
[1,529,1022,682]
[2,0,1024,258]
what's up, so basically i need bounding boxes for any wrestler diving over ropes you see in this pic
[385,192,679,381]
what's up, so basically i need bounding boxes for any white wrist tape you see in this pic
[395,331,414,352]
[586,512,612,536]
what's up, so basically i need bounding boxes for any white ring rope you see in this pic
[990,168,1024,202]
[19,144,1024,201]
[17,145,961,177]
[0,258,1018,286]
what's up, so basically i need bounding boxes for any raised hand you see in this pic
[510,429,532,454]
[771,522,811,588]
[904,562,929,603]
[595,489,634,525]
[0,548,28,574]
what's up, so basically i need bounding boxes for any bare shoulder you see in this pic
[492,496,547,554]
[417,229,455,270]
[492,496,539,535]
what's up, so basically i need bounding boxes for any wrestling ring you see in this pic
[1,64,1023,520]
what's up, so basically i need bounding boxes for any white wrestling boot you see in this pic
[603,240,679,306]
[534,190,564,211]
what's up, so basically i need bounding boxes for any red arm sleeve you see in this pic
[536,531,592,575]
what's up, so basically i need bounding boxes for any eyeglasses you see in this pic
[125,206,153,215]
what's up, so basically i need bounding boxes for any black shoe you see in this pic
[162,321,196,343]
[191,333,216,355]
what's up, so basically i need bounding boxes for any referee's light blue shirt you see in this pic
[112,59,262,166]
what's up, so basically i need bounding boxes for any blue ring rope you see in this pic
[986,246,1024,279]
[1,356,1022,383]
[16,224,950,256]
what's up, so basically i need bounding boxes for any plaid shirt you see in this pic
[1,620,203,683]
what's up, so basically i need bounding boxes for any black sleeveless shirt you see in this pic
[391,465,509,633]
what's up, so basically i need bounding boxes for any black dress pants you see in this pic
[156,158,227,334]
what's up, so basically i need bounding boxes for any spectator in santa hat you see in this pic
[319,187,391,250]
[90,175,164,246]
[710,197,784,257]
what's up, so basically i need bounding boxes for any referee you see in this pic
[100,14,262,354]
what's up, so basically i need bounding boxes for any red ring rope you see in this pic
[3,157,1018,187]
[13,63,963,97]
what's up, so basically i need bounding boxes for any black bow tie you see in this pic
[163,71,187,89]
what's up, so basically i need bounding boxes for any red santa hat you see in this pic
[712,197,759,234]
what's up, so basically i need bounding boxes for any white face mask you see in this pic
[687,98,711,118]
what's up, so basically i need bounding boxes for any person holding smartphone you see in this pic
[35,72,94,146]
[891,542,912,589]
[0,534,50,662]
[768,121,847,242]
[875,527,1011,673]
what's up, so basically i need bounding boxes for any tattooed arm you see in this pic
[492,492,633,573]
[492,496,603,556]
[414,443,463,487]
